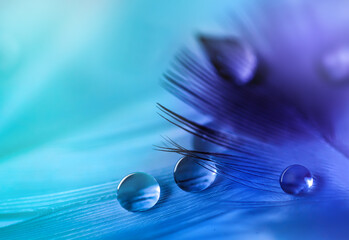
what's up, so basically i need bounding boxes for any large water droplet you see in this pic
[279,164,313,195]
[117,172,160,212]
[174,156,217,192]
[199,35,258,85]
[321,46,349,83]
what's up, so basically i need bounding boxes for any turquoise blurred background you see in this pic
[0,0,234,199]
[2,2,349,239]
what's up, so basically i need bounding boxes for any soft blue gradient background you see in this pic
[2,1,349,239]
[0,0,236,199]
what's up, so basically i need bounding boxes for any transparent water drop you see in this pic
[321,46,349,83]
[279,164,313,195]
[117,172,160,212]
[199,35,258,85]
[174,156,217,192]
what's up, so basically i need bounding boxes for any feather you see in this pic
[2,0,349,239]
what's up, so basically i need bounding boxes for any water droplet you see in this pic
[321,46,349,83]
[117,172,160,212]
[199,35,258,85]
[279,164,313,195]
[174,156,217,192]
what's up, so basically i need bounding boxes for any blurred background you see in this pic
[0,0,236,199]
[2,1,349,239]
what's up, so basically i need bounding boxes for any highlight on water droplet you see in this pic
[199,35,258,85]
[117,172,160,212]
[174,156,217,193]
[279,164,313,195]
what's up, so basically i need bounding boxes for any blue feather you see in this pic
[1,0,349,239]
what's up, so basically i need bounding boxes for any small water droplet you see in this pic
[279,164,313,195]
[117,172,160,212]
[199,35,258,85]
[321,46,349,83]
[174,156,217,192]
